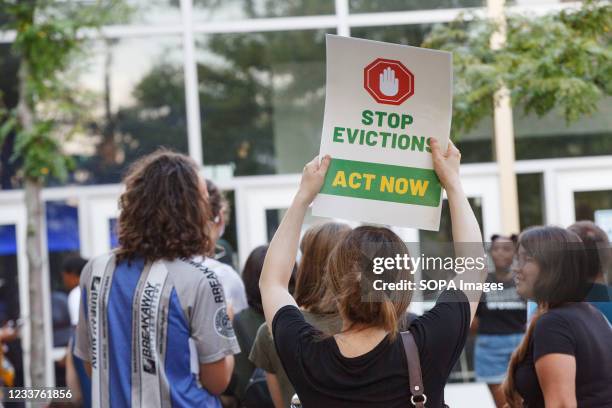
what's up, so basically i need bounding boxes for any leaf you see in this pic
[3,0,136,186]
[421,0,611,137]
[0,112,17,144]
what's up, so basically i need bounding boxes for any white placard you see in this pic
[312,35,452,231]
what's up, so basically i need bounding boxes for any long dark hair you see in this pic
[242,245,268,314]
[116,149,214,263]
[503,226,589,407]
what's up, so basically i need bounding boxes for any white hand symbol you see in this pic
[379,67,399,97]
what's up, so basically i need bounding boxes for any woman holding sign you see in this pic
[259,139,486,407]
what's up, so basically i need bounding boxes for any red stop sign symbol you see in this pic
[364,58,414,105]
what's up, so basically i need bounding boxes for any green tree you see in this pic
[79,55,189,184]
[422,0,612,138]
[0,0,128,386]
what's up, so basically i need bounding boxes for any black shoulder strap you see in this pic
[400,331,427,407]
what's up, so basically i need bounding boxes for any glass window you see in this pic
[0,224,25,387]
[193,0,334,22]
[0,43,20,190]
[61,36,187,185]
[419,197,484,246]
[517,173,544,230]
[0,225,19,322]
[10,1,176,27]
[349,0,483,14]
[197,29,331,176]
[46,201,81,257]
[0,224,16,257]
[0,8,14,26]
[507,0,581,5]
[2,36,187,187]
[45,200,81,362]
[265,207,339,242]
[351,24,494,163]
[454,118,494,164]
[351,24,435,46]
[216,189,239,269]
[514,98,612,160]
[110,0,181,25]
[266,209,282,242]
[574,190,612,222]
[575,189,612,283]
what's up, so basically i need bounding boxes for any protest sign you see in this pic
[312,34,452,230]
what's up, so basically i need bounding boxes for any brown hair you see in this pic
[503,226,589,407]
[491,233,518,245]
[242,245,268,314]
[326,226,413,340]
[206,179,230,221]
[116,149,214,263]
[568,220,611,281]
[294,222,351,314]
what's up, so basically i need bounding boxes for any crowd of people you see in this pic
[2,139,611,408]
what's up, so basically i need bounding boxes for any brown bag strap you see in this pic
[400,331,427,408]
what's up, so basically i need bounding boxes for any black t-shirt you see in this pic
[476,272,526,335]
[514,303,612,407]
[272,290,470,408]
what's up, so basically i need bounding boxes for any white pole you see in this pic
[40,208,54,386]
[335,0,350,37]
[181,0,204,166]
[487,0,520,234]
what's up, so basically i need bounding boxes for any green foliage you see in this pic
[196,28,329,175]
[0,0,130,183]
[0,107,75,180]
[422,0,612,136]
[424,18,499,138]
[12,119,76,180]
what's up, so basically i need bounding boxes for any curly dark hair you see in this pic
[115,149,214,263]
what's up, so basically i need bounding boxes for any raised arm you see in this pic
[260,155,331,332]
[430,138,486,322]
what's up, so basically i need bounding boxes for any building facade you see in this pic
[0,0,610,400]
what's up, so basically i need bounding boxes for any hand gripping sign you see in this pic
[312,35,452,231]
